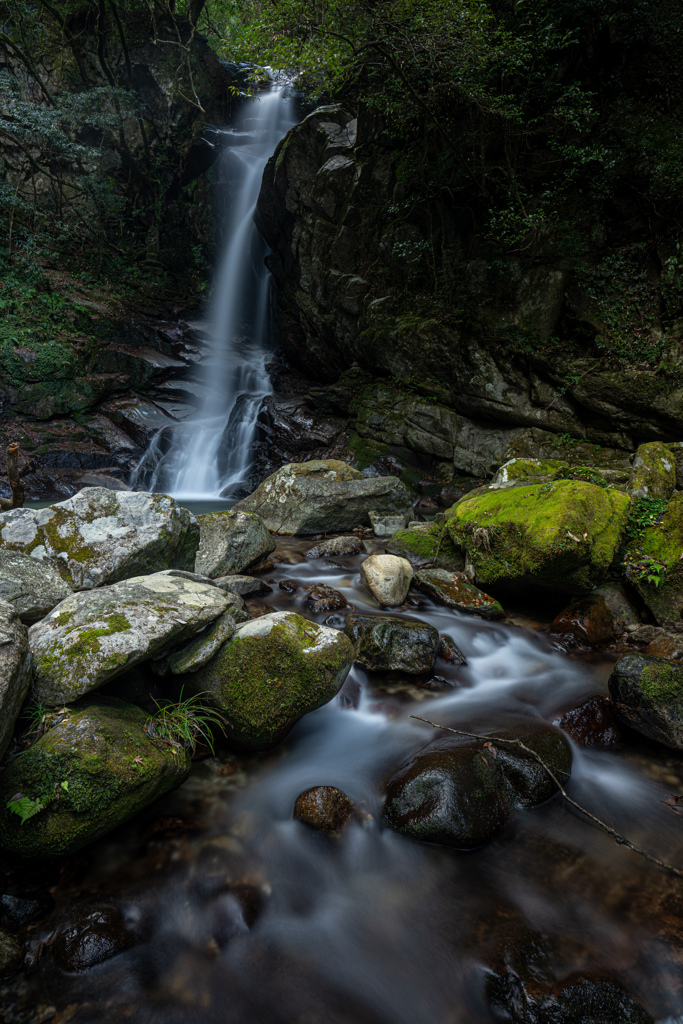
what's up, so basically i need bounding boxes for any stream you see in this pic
[2,535,683,1023]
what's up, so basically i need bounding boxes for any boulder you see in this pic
[0,548,72,624]
[383,718,571,849]
[413,568,504,619]
[492,457,569,485]
[213,574,272,597]
[608,653,683,749]
[368,511,407,537]
[161,595,248,675]
[0,488,199,590]
[305,584,347,613]
[447,480,630,595]
[0,600,31,760]
[558,696,624,748]
[438,635,467,665]
[306,535,366,558]
[194,510,275,578]
[386,522,464,572]
[0,696,191,856]
[50,902,136,972]
[29,571,231,706]
[293,786,355,833]
[345,614,439,674]
[624,492,683,629]
[360,553,413,607]
[178,611,354,751]
[628,441,676,501]
[234,460,413,535]
[551,583,639,644]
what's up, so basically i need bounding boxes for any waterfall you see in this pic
[136,84,296,499]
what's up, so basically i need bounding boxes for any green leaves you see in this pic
[6,794,46,825]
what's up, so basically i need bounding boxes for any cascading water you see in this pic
[135,84,296,499]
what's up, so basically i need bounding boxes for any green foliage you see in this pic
[624,496,668,545]
[6,795,46,824]
[144,690,226,759]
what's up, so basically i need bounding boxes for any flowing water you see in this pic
[3,538,683,1024]
[133,85,296,500]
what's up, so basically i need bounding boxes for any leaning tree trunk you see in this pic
[0,443,25,510]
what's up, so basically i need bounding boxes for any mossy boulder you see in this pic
[0,488,199,590]
[608,653,683,750]
[628,441,676,501]
[447,480,631,595]
[179,611,354,751]
[0,600,31,760]
[29,571,231,706]
[493,457,568,485]
[344,614,439,674]
[194,509,275,578]
[386,522,464,572]
[624,492,683,629]
[0,696,190,857]
[413,568,504,620]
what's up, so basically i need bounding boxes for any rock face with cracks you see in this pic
[608,653,683,750]
[29,570,231,706]
[345,614,439,674]
[0,600,31,760]
[194,510,275,578]
[0,548,72,624]
[0,696,191,857]
[0,488,199,590]
[178,611,354,751]
[360,553,413,607]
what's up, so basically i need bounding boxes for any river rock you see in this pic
[345,614,439,674]
[162,595,249,675]
[51,902,136,972]
[0,696,191,856]
[29,571,231,706]
[447,480,630,595]
[0,600,31,760]
[551,583,640,644]
[194,509,275,578]
[558,695,624,748]
[383,718,571,849]
[306,535,366,558]
[0,548,73,624]
[360,553,413,606]
[293,786,355,833]
[629,441,676,501]
[438,635,467,665]
[0,488,199,590]
[305,584,347,613]
[213,574,272,597]
[386,522,464,572]
[413,568,504,619]
[608,653,683,749]
[0,928,23,977]
[234,460,413,534]
[178,611,354,751]
[368,511,407,537]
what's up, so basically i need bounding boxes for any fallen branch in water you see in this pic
[0,443,24,511]
[409,715,683,881]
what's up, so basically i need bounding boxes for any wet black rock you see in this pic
[608,653,683,750]
[305,584,348,613]
[51,903,136,972]
[345,614,439,674]
[558,695,624,748]
[0,892,53,927]
[293,786,356,833]
[438,635,467,666]
[488,969,654,1023]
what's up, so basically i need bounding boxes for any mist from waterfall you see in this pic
[138,85,296,499]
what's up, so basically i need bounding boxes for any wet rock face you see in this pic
[558,696,624,748]
[608,653,683,750]
[305,584,347,613]
[360,553,413,607]
[29,570,231,706]
[194,510,275,578]
[383,719,571,849]
[178,611,354,751]
[551,583,639,644]
[0,600,31,760]
[0,696,191,857]
[0,548,72,624]
[306,535,366,558]
[293,786,355,833]
[345,614,439,674]
[413,568,504,619]
[51,903,136,973]
[0,488,199,590]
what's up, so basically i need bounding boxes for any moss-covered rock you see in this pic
[0,696,190,856]
[344,614,439,674]
[628,441,676,501]
[194,509,275,578]
[386,522,464,572]
[413,568,504,619]
[29,571,231,706]
[492,457,568,485]
[0,488,199,590]
[608,653,683,749]
[0,600,31,760]
[624,492,683,629]
[447,480,631,595]
[179,611,353,751]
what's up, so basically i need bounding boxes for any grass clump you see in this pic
[144,690,225,759]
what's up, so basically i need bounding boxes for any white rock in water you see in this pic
[368,511,407,537]
[360,553,413,607]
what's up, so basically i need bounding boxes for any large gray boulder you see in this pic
[180,611,354,750]
[29,571,230,706]
[0,548,72,623]
[194,509,275,577]
[0,600,31,759]
[0,488,199,591]
[234,460,413,535]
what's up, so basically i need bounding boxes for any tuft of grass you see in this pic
[144,690,225,760]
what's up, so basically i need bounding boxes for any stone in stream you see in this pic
[413,568,504,620]
[551,583,640,644]
[0,696,191,857]
[345,614,439,674]
[50,902,137,972]
[233,459,413,535]
[0,928,23,977]
[558,695,624,749]
[0,488,199,590]
[177,611,354,752]
[194,509,275,578]
[360,553,413,607]
[0,548,73,623]
[213,574,272,597]
[608,653,683,749]
[383,718,571,849]
[306,535,366,558]
[0,600,31,760]
[293,786,355,833]
[305,584,347,613]
[438,635,467,666]
[386,522,464,572]
[29,570,231,706]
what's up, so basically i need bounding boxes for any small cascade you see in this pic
[134,84,296,499]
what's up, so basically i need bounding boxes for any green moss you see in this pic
[554,465,608,488]
[639,663,683,703]
[347,432,388,471]
[387,523,464,572]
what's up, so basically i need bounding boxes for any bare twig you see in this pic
[409,715,683,880]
